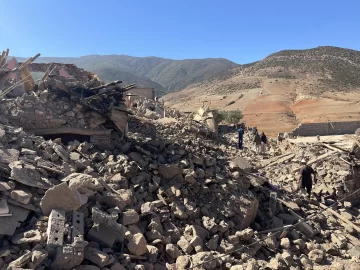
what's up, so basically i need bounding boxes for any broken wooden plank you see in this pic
[263,153,295,168]
[319,203,360,233]
[277,198,300,211]
[292,151,337,173]
[321,143,347,154]
[258,225,293,234]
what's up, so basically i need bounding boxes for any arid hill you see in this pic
[164,46,360,136]
[15,55,237,94]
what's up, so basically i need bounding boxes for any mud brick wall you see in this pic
[0,91,107,130]
[290,121,360,137]
[26,63,98,83]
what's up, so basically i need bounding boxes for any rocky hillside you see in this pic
[164,46,360,136]
[15,55,238,94]
[243,46,360,89]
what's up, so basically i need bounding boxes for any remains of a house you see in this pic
[0,48,360,270]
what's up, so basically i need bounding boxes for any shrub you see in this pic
[226,101,235,106]
[225,110,243,125]
[212,110,227,124]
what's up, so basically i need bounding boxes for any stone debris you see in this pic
[0,47,359,269]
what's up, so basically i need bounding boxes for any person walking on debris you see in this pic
[237,125,245,149]
[260,132,267,154]
[252,127,258,137]
[298,159,317,200]
[254,132,261,153]
[277,133,283,145]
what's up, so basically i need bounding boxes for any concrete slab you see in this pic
[0,204,29,235]
[47,209,66,245]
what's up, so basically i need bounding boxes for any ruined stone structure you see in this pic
[26,62,100,83]
[127,87,155,101]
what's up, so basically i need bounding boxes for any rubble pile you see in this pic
[0,48,360,270]
[256,138,360,202]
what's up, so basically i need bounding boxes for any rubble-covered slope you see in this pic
[1,48,360,270]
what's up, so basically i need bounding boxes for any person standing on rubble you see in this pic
[260,131,267,154]
[254,132,261,153]
[237,125,245,149]
[298,159,317,200]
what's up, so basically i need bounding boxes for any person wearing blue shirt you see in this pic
[237,126,244,149]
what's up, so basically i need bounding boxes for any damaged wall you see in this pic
[0,91,115,148]
[291,121,360,137]
[0,91,107,130]
[127,88,155,101]
[25,63,99,83]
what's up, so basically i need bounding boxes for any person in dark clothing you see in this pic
[253,132,261,153]
[260,132,267,154]
[298,159,317,199]
[252,127,258,136]
[237,126,244,149]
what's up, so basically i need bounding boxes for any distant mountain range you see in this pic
[15,46,360,98]
[15,55,238,95]
[163,46,360,136]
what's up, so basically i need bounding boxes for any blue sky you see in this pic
[0,0,359,63]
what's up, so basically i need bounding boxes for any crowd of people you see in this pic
[236,125,268,154]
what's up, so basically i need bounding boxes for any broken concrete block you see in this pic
[51,236,88,270]
[47,209,66,245]
[0,181,12,191]
[0,148,19,164]
[91,207,125,239]
[7,251,33,269]
[40,182,82,215]
[158,164,182,180]
[87,224,117,248]
[10,161,53,189]
[10,189,32,204]
[0,204,29,235]
[84,247,112,268]
[11,229,42,244]
[102,191,128,210]
[122,210,140,226]
[72,211,84,241]
[52,143,69,162]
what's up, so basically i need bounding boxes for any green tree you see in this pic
[212,110,227,124]
[226,110,243,125]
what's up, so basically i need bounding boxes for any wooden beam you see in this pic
[292,151,337,173]
[263,153,295,168]
[319,203,360,233]
[277,198,301,211]
[321,143,347,154]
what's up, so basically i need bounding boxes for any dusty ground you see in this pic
[164,77,360,137]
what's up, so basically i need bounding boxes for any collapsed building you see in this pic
[0,53,136,150]
[0,48,360,270]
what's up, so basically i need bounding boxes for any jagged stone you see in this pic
[128,233,148,256]
[40,182,82,215]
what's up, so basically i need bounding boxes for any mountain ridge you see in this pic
[14,55,238,95]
